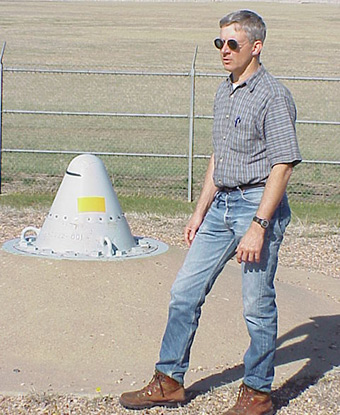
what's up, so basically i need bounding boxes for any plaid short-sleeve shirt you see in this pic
[212,65,302,188]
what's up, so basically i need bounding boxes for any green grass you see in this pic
[0,192,196,216]
[0,193,54,209]
[290,202,340,227]
[1,192,339,226]
[120,195,195,216]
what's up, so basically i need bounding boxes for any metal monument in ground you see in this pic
[3,154,167,260]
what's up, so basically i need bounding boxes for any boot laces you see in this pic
[235,384,254,409]
[143,371,165,397]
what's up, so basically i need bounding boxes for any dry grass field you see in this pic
[1,0,339,75]
[1,0,339,202]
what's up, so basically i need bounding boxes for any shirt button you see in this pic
[225,114,229,119]
[223,136,226,140]
[220,157,223,162]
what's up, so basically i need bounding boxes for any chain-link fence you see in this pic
[1,54,339,204]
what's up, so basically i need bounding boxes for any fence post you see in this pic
[188,46,198,202]
[0,42,6,194]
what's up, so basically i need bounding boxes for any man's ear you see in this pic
[252,40,263,57]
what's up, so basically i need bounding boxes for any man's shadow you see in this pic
[187,315,340,411]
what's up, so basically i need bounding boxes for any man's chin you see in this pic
[222,62,233,72]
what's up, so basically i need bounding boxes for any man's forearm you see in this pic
[194,154,219,217]
[184,155,218,246]
[255,163,293,222]
[236,163,293,263]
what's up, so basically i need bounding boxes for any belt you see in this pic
[218,182,265,193]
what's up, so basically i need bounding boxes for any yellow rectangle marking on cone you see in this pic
[78,197,106,213]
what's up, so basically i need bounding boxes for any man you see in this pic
[120,9,301,415]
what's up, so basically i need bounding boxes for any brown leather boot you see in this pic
[223,383,275,415]
[119,370,186,409]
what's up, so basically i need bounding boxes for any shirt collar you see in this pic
[226,65,265,93]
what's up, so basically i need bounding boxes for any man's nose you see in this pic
[221,43,232,54]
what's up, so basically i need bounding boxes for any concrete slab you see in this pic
[0,246,339,396]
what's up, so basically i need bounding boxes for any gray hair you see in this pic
[219,10,266,44]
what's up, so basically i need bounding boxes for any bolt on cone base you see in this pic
[2,236,168,261]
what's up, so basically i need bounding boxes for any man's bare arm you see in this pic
[184,155,219,247]
[236,163,293,263]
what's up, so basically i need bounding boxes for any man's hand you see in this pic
[236,222,266,263]
[184,212,204,247]
[235,163,293,264]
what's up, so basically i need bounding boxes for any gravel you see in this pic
[0,206,339,414]
[0,369,339,414]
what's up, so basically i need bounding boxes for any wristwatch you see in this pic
[253,215,269,229]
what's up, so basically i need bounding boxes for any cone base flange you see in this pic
[2,236,168,261]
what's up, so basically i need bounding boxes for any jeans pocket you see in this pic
[240,188,264,205]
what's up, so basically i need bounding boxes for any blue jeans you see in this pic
[156,188,291,393]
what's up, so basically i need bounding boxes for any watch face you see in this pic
[253,216,269,229]
[261,219,269,228]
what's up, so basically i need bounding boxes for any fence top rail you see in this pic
[3,66,340,82]
[3,67,190,77]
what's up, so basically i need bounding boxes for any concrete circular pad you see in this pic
[0,246,338,396]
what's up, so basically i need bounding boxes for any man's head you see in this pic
[219,10,266,44]
[215,10,266,81]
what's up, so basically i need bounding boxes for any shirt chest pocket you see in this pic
[229,109,260,154]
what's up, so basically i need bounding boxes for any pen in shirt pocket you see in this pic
[234,116,241,127]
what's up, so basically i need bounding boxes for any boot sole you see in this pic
[119,398,186,410]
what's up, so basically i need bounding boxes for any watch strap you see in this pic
[253,215,269,229]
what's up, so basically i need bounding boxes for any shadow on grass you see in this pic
[187,315,339,412]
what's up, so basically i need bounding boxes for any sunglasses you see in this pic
[214,38,239,51]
